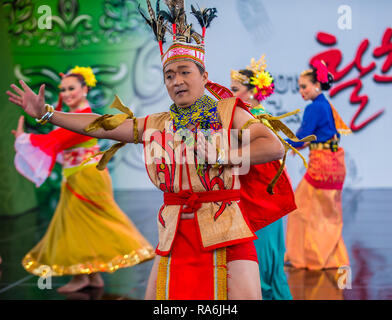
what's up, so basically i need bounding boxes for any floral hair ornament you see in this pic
[56,66,97,111]
[312,60,329,84]
[68,66,97,88]
[231,55,275,102]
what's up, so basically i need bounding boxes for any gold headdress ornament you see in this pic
[231,55,267,85]
[231,55,274,102]
[233,56,316,194]
[230,70,250,84]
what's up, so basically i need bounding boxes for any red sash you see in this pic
[164,189,240,213]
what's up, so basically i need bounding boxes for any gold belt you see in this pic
[309,139,339,151]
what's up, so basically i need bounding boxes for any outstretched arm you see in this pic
[6,80,144,144]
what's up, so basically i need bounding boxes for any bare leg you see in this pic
[144,256,160,300]
[88,273,104,288]
[57,274,90,293]
[227,260,262,300]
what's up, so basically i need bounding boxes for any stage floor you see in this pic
[1,188,391,300]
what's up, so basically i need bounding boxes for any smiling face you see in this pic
[60,76,88,110]
[163,60,208,108]
[298,75,321,101]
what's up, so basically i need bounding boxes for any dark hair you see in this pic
[63,73,90,91]
[195,62,205,75]
[301,68,334,91]
[238,69,255,90]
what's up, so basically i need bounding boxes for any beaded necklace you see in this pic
[169,95,222,175]
[169,95,220,131]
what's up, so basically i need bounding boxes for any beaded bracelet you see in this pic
[133,117,139,144]
[35,104,54,125]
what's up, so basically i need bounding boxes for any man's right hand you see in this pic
[6,80,46,119]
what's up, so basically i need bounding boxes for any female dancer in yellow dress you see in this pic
[285,60,351,270]
[12,66,155,293]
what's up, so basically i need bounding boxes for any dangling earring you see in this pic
[250,94,254,100]
[315,87,320,92]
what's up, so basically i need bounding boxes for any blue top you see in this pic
[287,93,339,148]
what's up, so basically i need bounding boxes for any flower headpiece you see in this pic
[67,66,97,88]
[56,66,97,111]
[231,55,275,102]
[311,60,329,84]
[139,0,233,100]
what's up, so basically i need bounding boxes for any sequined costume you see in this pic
[15,104,155,276]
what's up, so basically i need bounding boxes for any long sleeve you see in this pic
[14,107,94,187]
[286,103,319,148]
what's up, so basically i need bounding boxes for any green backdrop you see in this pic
[0,0,154,216]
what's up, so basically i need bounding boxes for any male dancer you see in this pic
[7,1,287,300]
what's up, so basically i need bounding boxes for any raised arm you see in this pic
[6,80,144,144]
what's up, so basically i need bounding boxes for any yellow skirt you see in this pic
[22,165,155,276]
[285,149,349,270]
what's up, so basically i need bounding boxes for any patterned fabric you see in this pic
[250,104,269,116]
[144,97,256,255]
[170,95,222,175]
[62,144,100,168]
[169,94,221,133]
[304,148,346,190]
[162,43,205,69]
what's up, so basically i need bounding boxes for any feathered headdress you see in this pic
[138,0,216,69]
[139,0,233,100]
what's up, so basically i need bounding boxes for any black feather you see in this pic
[190,5,205,27]
[138,2,167,43]
[158,4,185,25]
[190,5,218,29]
[156,0,160,15]
[138,4,153,28]
[205,8,218,28]
[158,9,175,24]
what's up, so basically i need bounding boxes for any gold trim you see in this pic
[82,95,139,169]
[22,247,155,277]
[215,248,227,300]
[230,69,249,84]
[156,255,170,300]
[238,109,316,194]
[133,117,139,144]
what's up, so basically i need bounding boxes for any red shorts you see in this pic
[226,240,258,263]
